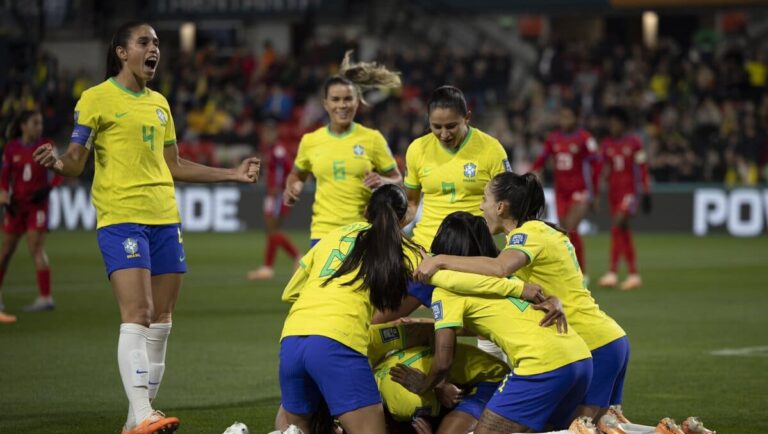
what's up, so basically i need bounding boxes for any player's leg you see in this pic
[618,212,641,290]
[249,196,279,280]
[337,404,388,434]
[575,336,630,425]
[280,336,322,434]
[0,229,22,323]
[437,411,477,434]
[439,381,498,434]
[560,193,589,276]
[23,228,54,311]
[599,197,622,288]
[475,409,532,434]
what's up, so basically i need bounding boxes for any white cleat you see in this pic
[23,296,55,312]
[224,421,249,434]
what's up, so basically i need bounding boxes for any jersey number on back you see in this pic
[319,235,357,277]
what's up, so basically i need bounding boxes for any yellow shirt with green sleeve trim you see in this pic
[74,79,179,228]
[431,288,591,376]
[294,123,397,240]
[505,220,626,350]
[404,127,510,249]
[430,269,524,299]
[280,222,418,355]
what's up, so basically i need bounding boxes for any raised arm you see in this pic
[163,144,259,183]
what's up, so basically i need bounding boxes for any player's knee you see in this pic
[121,304,153,326]
[152,312,173,324]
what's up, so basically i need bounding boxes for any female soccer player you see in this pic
[283,52,402,247]
[531,105,599,281]
[414,173,630,427]
[393,211,593,433]
[278,184,420,434]
[0,110,61,321]
[596,107,651,291]
[34,22,260,434]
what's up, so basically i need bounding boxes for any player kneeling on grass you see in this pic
[392,212,593,434]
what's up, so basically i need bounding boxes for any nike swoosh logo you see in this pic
[115,112,128,118]
[423,168,432,175]
[179,256,185,262]
[136,370,148,374]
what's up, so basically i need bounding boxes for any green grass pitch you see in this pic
[0,231,766,433]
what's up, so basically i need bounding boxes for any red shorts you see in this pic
[3,202,48,234]
[555,189,589,219]
[609,193,637,216]
[264,193,290,219]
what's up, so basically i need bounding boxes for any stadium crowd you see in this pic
[2,25,768,185]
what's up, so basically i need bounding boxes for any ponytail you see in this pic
[489,172,565,233]
[106,22,149,80]
[5,110,39,142]
[324,184,418,312]
[323,50,402,106]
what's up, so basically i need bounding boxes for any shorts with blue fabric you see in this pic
[486,358,593,431]
[454,381,499,420]
[97,223,187,278]
[280,335,381,417]
[583,336,630,407]
[310,238,320,248]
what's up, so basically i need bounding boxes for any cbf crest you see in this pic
[464,162,477,178]
[353,144,365,156]
[156,109,168,126]
[123,238,141,259]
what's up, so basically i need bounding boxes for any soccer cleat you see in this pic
[123,410,180,434]
[247,266,274,280]
[0,311,17,324]
[607,405,631,424]
[23,296,55,312]
[681,417,716,434]
[655,417,685,434]
[599,272,618,288]
[598,413,628,434]
[620,274,642,291]
[569,416,598,434]
[223,421,250,434]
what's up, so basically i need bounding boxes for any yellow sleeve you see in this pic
[503,230,544,264]
[293,135,312,173]
[281,248,315,302]
[372,130,397,173]
[162,106,176,147]
[487,139,510,176]
[368,323,407,364]
[430,270,523,299]
[73,90,100,149]
[431,288,464,330]
[403,140,421,190]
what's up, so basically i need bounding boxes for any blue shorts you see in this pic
[407,281,435,307]
[454,382,499,420]
[583,336,630,407]
[97,223,187,278]
[280,335,381,417]
[309,239,320,248]
[486,358,593,431]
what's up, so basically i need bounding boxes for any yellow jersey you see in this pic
[281,222,417,355]
[505,220,626,350]
[373,343,509,422]
[432,288,591,376]
[404,127,510,248]
[74,78,179,228]
[294,123,397,239]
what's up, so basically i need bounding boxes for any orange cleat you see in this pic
[607,405,631,424]
[123,411,179,434]
[655,417,685,434]
[599,272,618,288]
[620,274,642,291]
[681,417,716,434]
[0,311,17,324]
[598,413,628,434]
[569,416,598,434]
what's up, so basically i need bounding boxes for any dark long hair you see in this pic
[323,50,401,106]
[324,184,418,312]
[489,172,566,233]
[427,85,468,116]
[431,212,499,258]
[5,110,39,141]
[105,22,150,79]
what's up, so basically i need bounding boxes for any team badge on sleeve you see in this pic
[379,326,400,343]
[509,233,528,246]
[156,108,168,126]
[431,301,443,321]
[502,159,512,172]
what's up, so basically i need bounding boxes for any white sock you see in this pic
[477,338,508,363]
[118,323,153,426]
[147,322,172,401]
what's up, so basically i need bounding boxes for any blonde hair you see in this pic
[324,50,402,105]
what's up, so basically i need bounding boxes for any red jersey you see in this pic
[1,138,61,203]
[532,128,599,194]
[265,142,293,193]
[598,135,650,197]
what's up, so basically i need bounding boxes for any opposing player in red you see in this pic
[532,104,598,282]
[0,110,61,320]
[596,106,651,291]
[247,122,300,280]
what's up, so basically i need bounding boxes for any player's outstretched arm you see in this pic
[33,142,90,177]
[391,327,456,395]
[163,144,259,183]
[415,248,528,281]
[363,167,402,189]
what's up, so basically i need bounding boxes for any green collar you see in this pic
[440,127,473,154]
[109,77,149,98]
[326,123,356,139]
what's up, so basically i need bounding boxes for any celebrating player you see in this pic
[596,106,651,291]
[33,22,260,434]
[283,51,402,247]
[278,185,420,434]
[393,210,593,433]
[0,110,60,322]
[415,173,630,426]
[531,104,599,282]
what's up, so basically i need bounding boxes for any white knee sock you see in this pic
[147,322,172,401]
[477,338,508,364]
[118,323,153,426]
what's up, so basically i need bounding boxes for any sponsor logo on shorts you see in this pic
[379,326,400,344]
[431,301,443,321]
[122,238,141,259]
[509,233,528,246]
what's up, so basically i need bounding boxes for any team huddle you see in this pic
[0,20,716,434]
